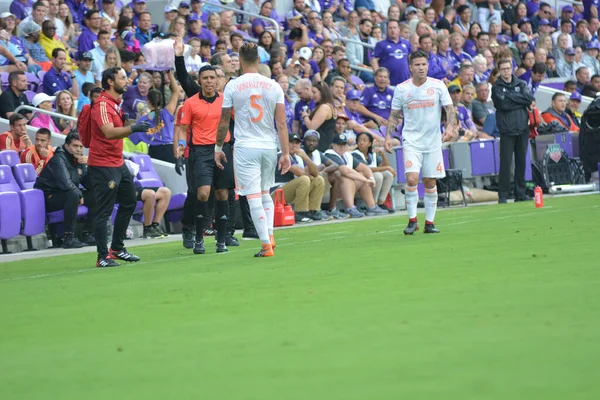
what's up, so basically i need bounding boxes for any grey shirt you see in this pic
[471,98,496,126]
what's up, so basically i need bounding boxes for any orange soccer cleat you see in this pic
[254,243,274,257]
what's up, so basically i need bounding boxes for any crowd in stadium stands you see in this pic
[0,0,595,247]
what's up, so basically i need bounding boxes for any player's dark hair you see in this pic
[35,128,51,138]
[51,48,66,59]
[65,132,80,145]
[409,50,429,65]
[239,42,259,64]
[9,113,26,126]
[101,66,122,90]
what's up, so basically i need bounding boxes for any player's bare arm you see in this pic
[384,109,403,153]
[214,107,232,170]
[442,104,457,141]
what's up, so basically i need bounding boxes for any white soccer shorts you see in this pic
[233,147,277,196]
[403,148,446,179]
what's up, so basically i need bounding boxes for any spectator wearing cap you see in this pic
[519,61,546,96]
[190,0,208,23]
[567,91,583,127]
[516,18,534,42]
[30,93,60,133]
[419,34,445,80]
[275,133,329,223]
[583,41,600,75]
[552,19,574,48]
[448,33,472,75]
[371,20,412,86]
[471,82,496,129]
[557,47,578,77]
[2,12,32,65]
[541,92,579,133]
[510,32,531,64]
[39,20,73,68]
[345,88,375,130]
[160,5,179,34]
[185,14,217,46]
[135,11,152,46]
[324,133,389,218]
[19,20,51,68]
[78,9,101,53]
[131,0,146,26]
[555,5,575,30]
[113,29,137,53]
[73,51,94,88]
[0,71,31,120]
[352,131,396,213]
[575,66,590,93]
[43,48,79,97]
[536,18,553,37]
[358,67,394,128]
[345,19,376,84]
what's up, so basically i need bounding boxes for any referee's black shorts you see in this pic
[190,142,234,190]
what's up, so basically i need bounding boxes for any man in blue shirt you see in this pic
[78,9,101,53]
[371,19,412,86]
[135,11,152,46]
[74,51,95,88]
[43,48,79,97]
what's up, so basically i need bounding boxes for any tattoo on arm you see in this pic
[386,109,403,137]
[216,108,232,147]
[443,104,456,129]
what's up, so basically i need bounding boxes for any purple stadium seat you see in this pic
[24,90,36,104]
[25,72,39,92]
[470,140,495,175]
[37,71,46,93]
[0,72,8,91]
[350,75,364,87]
[13,163,36,190]
[47,206,89,224]
[394,147,406,184]
[0,150,19,167]
[0,165,22,252]
[129,154,162,183]
[442,147,450,169]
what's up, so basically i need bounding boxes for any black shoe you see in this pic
[153,222,169,237]
[109,247,140,262]
[404,220,419,235]
[193,239,205,254]
[295,211,313,223]
[216,242,228,253]
[96,257,120,268]
[424,223,440,234]
[515,196,533,202]
[62,236,85,249]
[143,225,163,239]
[242,228,259,239]
[80,233,96,246]
[182,229,194,249]
[378,203,395,214]
[498,198,508,204]
[225,235,240,246]
[204,228,216,236]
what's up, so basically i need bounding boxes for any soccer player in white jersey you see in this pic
[215,43,291,257]
[384,50,457,235]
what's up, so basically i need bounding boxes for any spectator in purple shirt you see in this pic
[43,48,79,97]
[10,0,33,22]
[251,1,279,39]
[463,22,481,57]
[292,78,316,134]
[519,61,546,96]
[371,20,412,86]
[276,74,295,133]
[449,32,473,75]
[64,0,86,25]
[185,14,217,46]
[358,67,394,126]
[419,34,445,80]
[306,11,325,47]
[78,9,101,54]
[131,0,147,26]
[436,34,456,81]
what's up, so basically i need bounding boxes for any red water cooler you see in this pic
[273,189,295,227]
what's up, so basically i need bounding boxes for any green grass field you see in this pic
[1,195,599,399]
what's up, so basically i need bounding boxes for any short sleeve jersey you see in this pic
[391,78,452,153]
[223,73,284,150]
[180,92,230,146]
[88,92,126,167]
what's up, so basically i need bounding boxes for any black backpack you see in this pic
[579,98,600,181]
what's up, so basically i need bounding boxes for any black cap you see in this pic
[289,133,301,142]
[332,134,348,145]
[448,84,461,93]
[80,51,93,61]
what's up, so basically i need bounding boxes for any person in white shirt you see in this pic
[89,30,111,79]
[385,49,456,235]
[215,42,291,258]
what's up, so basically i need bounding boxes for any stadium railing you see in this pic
[206,3,280,43]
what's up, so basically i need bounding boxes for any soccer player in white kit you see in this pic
[384,50,457,235]
[214,43,291,257]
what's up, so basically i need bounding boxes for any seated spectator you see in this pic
[53,90,76,134]
[519,61,547,96]
[292,78,316,134]
[251,1,279,39]
[20,127,54,175]
[113,29,140,54]
[73,51,95,88]
[275,133,328,223]
[567,91,583,128]
[541,92,580,133]
[135,184,172,239]
[563,80,578,93]
[358,67,394,127]
[95,45,120,85]
[119,49,138,85]
[129,71,180,163]
[557,47,578,77]
[15,20,51,72]
[449,64,475,92]
[33,132,96,248]
[30,93,60,133]
[0,113,30,152]
[323,134,389,217]
[135,11,152,46]
[43,48,79,97]
[39,20,73,68]
[275,74,295,133]
[576,66,590,93]
[471,82,496,129]
[78,9,101,53]
[344,88,376,130]
[57,2,76,48]
[0,70,32,119]
[89,30,112,79]
[185,14,216,45]
[352,132,396,213]
[448,85,482,141]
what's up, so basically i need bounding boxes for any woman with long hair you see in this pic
[129,70,180,163]
[511,2,528,36]
[258,31,276,53]
[301,83,337,152]
[169,15,187,38]
[352,132,396,213]
[95,46,121,84]
[464,22,481,57]
[310,45,329,83]
[207,13,221,36]
[251,1,278,38]
[52,90,76,134]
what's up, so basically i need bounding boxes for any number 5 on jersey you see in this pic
[250,94,264,123]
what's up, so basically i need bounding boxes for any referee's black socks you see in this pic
[195,200,209,242]
[215,200,229,245]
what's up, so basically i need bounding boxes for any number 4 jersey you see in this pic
[390,77,452,153]
[223,73,285,150]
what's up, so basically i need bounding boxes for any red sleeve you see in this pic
[98,100,117,127]
[0,133,10,150]
[180,99,192,126]
[20,148,30,163]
